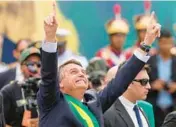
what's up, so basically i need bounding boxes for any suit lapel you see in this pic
[139,108,150,127]
[84,89,104,127]
[115,99,135,127]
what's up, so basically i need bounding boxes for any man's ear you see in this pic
[60,82,64,88]
[127,83,133,90]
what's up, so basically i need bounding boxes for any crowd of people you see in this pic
[0,1,176,127]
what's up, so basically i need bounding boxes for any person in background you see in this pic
[96,4,129,67]
[104,63,155,127]
[1,47,41,127]
[147,28,176,127]
[124,0,157,59]
[9,39,31,68]
[0,33,8,73]
[0,39,30,89]
[56,28,88,69]
[86,57,108,91]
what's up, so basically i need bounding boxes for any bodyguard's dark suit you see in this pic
[37,49,147,127]
[104,99,150,127]
[0,68,16,89]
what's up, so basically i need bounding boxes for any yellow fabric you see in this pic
[0,1,79,53]
[70,102,94,127]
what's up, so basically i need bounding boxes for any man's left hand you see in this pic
[168,82,176,94]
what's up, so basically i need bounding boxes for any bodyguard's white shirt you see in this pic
[119,96,149,127]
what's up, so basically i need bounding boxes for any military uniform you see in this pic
[96,4,129,67]
[124,1,157,59]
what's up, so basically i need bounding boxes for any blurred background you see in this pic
[0,1,176,63]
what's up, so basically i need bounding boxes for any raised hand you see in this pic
[44,1,58,42]
[144,11,161,46]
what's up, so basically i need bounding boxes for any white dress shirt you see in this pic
[119,96,149,127]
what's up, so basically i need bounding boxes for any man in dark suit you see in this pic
[0,39,30,89]
[104,64,155,127]
[147,29,176,127]
[104,63,151,127]
[37,3,161,127]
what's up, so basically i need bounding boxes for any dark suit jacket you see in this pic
[1,81,24,127]
[37,50,147,127]
[104,99,150,127]
[0,68,16,89]
[162,111,176,127]
[147,55,176,105]
[0,93,5,127]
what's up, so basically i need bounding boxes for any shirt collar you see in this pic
[119,96,136,109]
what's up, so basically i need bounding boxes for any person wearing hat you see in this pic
[0,39,30,90]
[0,47,41,127]
[56,28,88,69]
[96,4,129,67]
[86,57,108,91]
[124,1,157,59]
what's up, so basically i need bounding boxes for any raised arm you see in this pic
[99,12,161,112]
[37,2,59,111]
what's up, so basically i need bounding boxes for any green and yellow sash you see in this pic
[64,94,99,127]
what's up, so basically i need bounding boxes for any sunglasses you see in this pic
[133,79,149,86]
[23,61,41,68]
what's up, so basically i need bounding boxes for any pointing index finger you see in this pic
[149,11,155,24]
[52,0,56,16]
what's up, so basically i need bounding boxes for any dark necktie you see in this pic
[133,105,143,127]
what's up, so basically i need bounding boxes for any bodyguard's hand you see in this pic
[44,1,58,42]
[144,12,161,46]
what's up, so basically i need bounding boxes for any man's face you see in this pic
[21,55,41,79]
[137,29,146,42]
[13,40,29,60]
[158,37,174,54]
[110,33,126,50]
[60,63,88,93]
[129,70,151,100]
